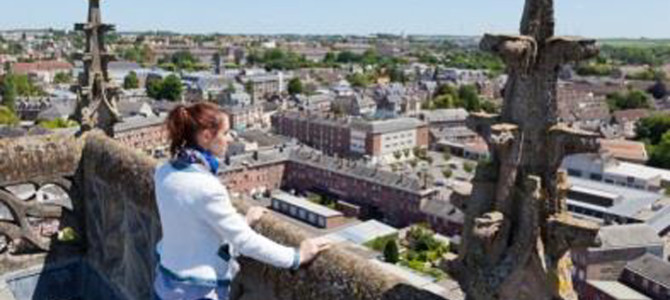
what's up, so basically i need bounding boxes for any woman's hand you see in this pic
[245,206,268,226]
[298,237,332,265]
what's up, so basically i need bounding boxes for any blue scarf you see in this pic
[172,146,220,175]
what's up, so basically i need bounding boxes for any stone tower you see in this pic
[73,0,121,136]
[450,0,602,299]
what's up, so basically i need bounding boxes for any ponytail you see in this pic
[166,102,224,157]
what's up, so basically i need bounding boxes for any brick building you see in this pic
[283,148,439,228]
[572,224,664,295]
[582,280,650,300]
[218,149,289,197]
[271,112,429,164]
[113,115,168,157]
[218,146,447,232]
[620,253,670,300]
[271,111,352,156]
[222,104,268,132]
[11,60,73,84]
[350,117,429,164]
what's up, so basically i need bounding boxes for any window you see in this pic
[308,213,317,224]
[318,217,326,227]
[272,200,280,210]
[290,206,297,216]
[590,173,603,181]
[299,208,307,220]
[567,168,582,177]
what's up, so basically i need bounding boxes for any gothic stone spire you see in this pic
[73,0,121,136]
[451,1,601,299]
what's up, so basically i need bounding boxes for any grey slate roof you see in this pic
[288,147,431,194]
[595,224,663,250]
[421,109,469,124]
[568,177,665,221]
[625,253,670,288]
[586,281,650,300]
[272,191,342,218]
[113,115,166,133]
[352,117,426,134]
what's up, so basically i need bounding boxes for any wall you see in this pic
[0,133,83,185]
[75,132,450,300]
[76,132,162,300]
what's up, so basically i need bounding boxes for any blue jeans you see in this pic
[153,266,230,300]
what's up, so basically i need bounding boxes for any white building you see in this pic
[563,153,670,191]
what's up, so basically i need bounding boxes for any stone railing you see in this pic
[2,131,450,300]
[0,133,84,274]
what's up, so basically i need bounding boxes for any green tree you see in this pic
[123,71,139,89]
[636,114,670,145]
[606,89,651,112]
[1,76,17,112]
[346,73,371,88]
[287,77,303,95]
[383,239,400,264]
[323,52,337,64]
[38,118,79,129]
[575,63,618,77]
[3,74,43,98]
[463,162,475,173]
[146,76,162,100]
[459,85,481,112]
[53,72,73,84]
[160,75,183,101]
[0,106,18,125]
[648,131,670,169]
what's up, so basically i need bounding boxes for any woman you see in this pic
[154,102,330,300]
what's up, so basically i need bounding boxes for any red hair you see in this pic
[166,102,225,157]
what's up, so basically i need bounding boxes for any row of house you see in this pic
[217,145,460,233]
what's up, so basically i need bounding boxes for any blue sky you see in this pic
[0,0,668,38]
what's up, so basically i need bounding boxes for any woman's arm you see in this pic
[195,186,300,270]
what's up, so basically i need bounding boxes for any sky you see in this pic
[0,0,668,38]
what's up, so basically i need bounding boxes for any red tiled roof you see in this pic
[612,109,651,123]
[12,61,73,74]
[600,139,648,163]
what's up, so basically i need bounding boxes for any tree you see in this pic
[53,72,73,84]
[459,85,482,112]
[323,52,337,64]
[606,89,651,112]
[463,162,475,173]
[383,239,400,264]
[287,77,303,95]
[123,71,139,90]
[2,74,42,98]
[648,131,670,169]
[346,73,371,88]
[636,114,670,145]
[146,76,162,100]
[160,75,183,101]
[647,81,668,100]
[1,76,17,112]
[0,106,18,125]
[38,118,79,129]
